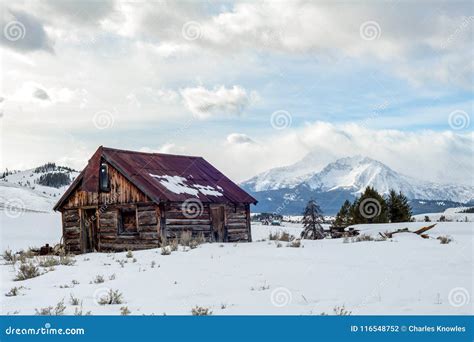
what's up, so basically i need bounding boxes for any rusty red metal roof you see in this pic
[54,146,257,210]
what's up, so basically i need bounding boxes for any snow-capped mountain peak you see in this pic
[241,155,473,203]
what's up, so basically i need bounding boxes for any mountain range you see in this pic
[241,155,473,215]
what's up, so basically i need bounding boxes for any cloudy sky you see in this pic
[0,0,472,185]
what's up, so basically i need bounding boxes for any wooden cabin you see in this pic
[53,146,257,254]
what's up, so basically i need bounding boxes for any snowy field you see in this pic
[0,212,472,316]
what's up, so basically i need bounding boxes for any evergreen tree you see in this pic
[301,199,325,239]
[352,186,389,224]
[387,189,412,222]
[334,200,352,228]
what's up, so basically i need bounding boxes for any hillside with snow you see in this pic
[241,155,473,215]
[0,163,79,213]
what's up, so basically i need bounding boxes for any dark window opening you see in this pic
[119,208,138,235]
[99,163,110,192]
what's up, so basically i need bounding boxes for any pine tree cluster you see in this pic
[333,186,412,227]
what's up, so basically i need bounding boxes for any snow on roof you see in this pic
[149,174,224,197]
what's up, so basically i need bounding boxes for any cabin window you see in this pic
[99,163,110,192]
[119,208,138,235]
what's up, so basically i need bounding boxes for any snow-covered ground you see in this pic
[0,212,62,251]
[0,212,472,315]
[412,206,474,222]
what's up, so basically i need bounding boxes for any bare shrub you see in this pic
[196,232,205,244]
[287,239,302,248]
[14,248,38,265]
[170,239,179,251]
[191,306,212,316]
[93,275,105,284]
[269,232,279,240]
[189,239,199,249]
[179,231,192,246]
[120,306,131,315]
[437,236,452,244]
[59,254,76,266]
[279,231,293,242]
[38,256,60,267]
[69,294,81,306]
[35,299,66,316]
[98,289,123,305]
[161,246,171,256]
[2,249,16,264]
[321,305,351,316]
[269,231,295,242]
[353,234,375,242]
[74,305,91,316]
[5,286,24,297]
[333,305,351,315]
[14,262,40,281]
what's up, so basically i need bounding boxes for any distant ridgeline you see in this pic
[34,162,76,174]
[1,162,77,188]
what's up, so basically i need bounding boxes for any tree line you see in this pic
[332,186,412,227]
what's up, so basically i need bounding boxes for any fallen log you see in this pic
[413,224,437,235]
[381,224,437,239]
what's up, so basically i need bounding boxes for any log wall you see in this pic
[97,203,161,252]
[62,209,81,253]
[226,204,251,242]
[163,202,251,242]
[163,202,213,240]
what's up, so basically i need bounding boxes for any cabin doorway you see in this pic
[82,208,98,253]
[210,205,226,242]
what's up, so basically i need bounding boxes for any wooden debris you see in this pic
[413,224,437,235]
[381,224,437,239]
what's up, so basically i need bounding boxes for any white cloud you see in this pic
[139,143,182,155]
[6,82,85,105]
[226,133,256,145]
[202,122,473,186]
[180,85,255,119]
